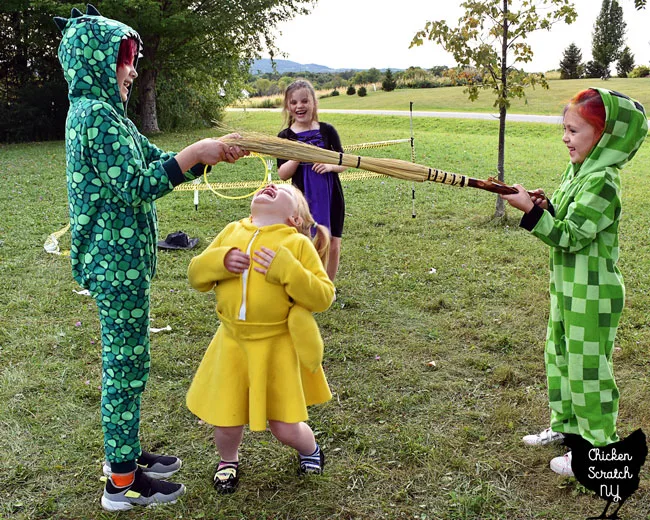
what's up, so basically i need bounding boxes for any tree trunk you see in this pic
[138,67,160,134]
[137,35,161,134]
[495,104,507,217]
[494,0,509,219]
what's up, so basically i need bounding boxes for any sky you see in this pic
[270,0,650,73]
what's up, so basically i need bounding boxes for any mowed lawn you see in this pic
[1,108,649,519]
[317,78,650,117]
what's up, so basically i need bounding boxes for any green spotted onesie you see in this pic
[55,6,204,472]
[521,89,647,447]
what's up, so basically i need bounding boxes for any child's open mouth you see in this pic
[259,186,276,199]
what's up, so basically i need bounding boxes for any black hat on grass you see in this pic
[157,231,199,250]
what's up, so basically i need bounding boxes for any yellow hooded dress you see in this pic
[186,218,334,430]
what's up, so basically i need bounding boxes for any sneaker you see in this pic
[298,446,325,475]
[550,451,574,476]
[213,462,240,494]
[522,427,565,446]
[103,450,182,479]
[101,467,185,511]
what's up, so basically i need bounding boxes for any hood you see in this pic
[55,4,142,115]
[575,88,648,176]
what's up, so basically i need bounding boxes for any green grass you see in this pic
[315,78,650,116]
[1,112,650,519]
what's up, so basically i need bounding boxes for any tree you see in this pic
[634,0,646,8]
[366,67,382,83]
[430,65,449,76]
[382,68,397,92]
[591,0,626,78]
[1,0,75,142]
[278,76,293,93]
[352,70,368,85]
[411,0,577,218]
[616,46,635,77]
[584,60,609,79]
[254,78,275,97]
[559,43,583,78]
[95,0,315,133]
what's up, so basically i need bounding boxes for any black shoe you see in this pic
[213,462,240,494]
[101,467,185,511]
[103,450,182,479]
[298,446,325,475]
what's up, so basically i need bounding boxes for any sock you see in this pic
[110,471,135,488]
[217,460,239,471]
[298,444,321,471]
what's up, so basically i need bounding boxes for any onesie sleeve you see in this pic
[188,222,239,292]
[83,104,200,205]
[137,131,208,180]
[523,171,620,253]
[266,237,335,313]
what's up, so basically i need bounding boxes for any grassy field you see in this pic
[243,78,650,117]
[1,110,650,520]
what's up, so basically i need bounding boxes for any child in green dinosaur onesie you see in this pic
[501,88,647,477]
[54,4,247,511]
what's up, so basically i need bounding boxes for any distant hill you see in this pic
[250,58,360,74]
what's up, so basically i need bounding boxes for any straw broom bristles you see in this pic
[217,129,520,195]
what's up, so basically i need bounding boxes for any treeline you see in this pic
[560,43,649,79]
[559,0,648,79]
[244,66,478,98]
[1,0,314,143]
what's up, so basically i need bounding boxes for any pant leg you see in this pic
[564,295,621,447]
[546,289,621,447]
[545,291,576,433]
[96,282,150,471]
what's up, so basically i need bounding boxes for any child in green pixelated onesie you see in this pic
[502,88,647,477]
[54,4,247,510]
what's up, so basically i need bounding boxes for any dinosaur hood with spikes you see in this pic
[55,4,142,114]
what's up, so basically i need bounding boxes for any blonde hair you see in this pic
[286,184,330,268]
[282,79,319,128]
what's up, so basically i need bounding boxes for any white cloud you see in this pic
[271,0,649,72]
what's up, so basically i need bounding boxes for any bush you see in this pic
[346,85,356,95]
[357,86,367,97]
[629,65,650,78]
[331,90,340,96]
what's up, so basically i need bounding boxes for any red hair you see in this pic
[565,89,606,137]
[117,38,138,68]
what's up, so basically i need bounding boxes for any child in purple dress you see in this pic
[277,80,346,281]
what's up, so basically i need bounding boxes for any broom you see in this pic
[217,130,523,196]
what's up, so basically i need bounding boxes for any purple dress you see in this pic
[295,129,335,231]
[277,122,345,238]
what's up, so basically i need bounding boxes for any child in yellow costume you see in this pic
[186,183,335,493]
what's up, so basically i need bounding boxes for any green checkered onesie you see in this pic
[520,89,647,447]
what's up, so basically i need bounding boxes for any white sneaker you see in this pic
[550,451,574,476]
[522,427,565,446]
